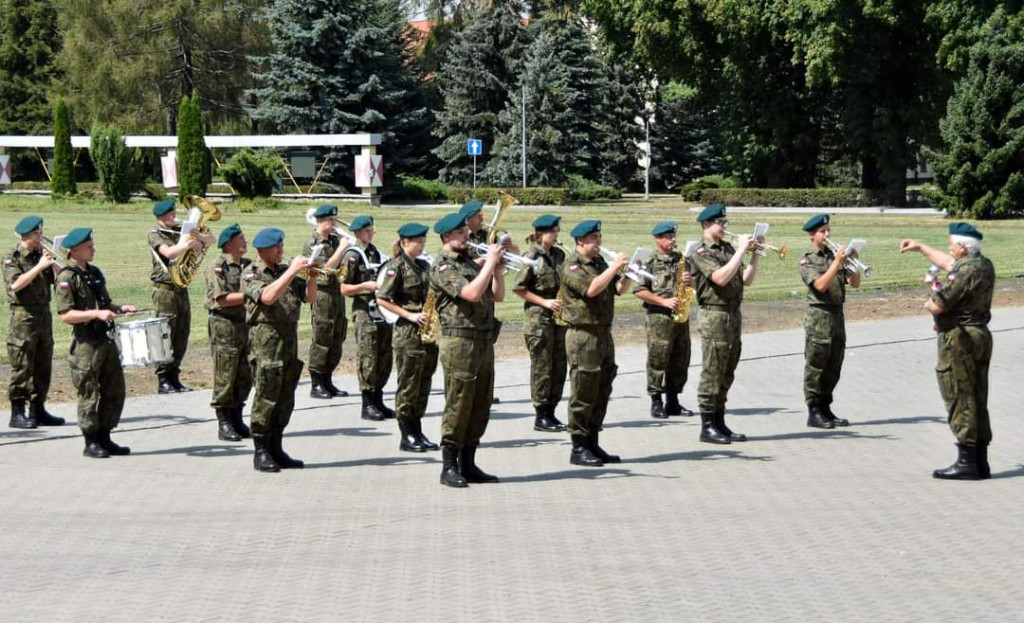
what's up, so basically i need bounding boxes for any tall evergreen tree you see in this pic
[648,83,722,191]
[591,58,644,189]
[250,0,431,188]
[90,122,138,203]
[51,98,76,197]
[177,94,207,197]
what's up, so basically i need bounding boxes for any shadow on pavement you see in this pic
[726,407,790,417]
[288,427,391,439]
[306,455,439,470]
[485,437,566,449]
[628,449,773,464]
[488,411,534,421]
[746,430,892,442]
[992,464,1024,480]
[120,414,207,425]
[293,401,361,413]
[131,444,250,458]
[500,467,634,483]
[854,415,944,426]
[605,419,690,429]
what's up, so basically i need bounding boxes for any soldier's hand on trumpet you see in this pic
[36,248,55,270]
[288,255,312,275]
[484,243,506,267]
[736,233,755,254]
[831,243,848,264]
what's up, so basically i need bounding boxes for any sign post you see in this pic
[467,139,483,190]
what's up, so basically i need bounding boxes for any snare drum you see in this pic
[115,317,173,367]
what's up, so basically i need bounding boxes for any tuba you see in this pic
[418,288,441,344]
[169,196,221,288]
[484,192,516,245]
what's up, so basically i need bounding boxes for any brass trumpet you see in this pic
[824,236,873,277]
[723,229,789,259]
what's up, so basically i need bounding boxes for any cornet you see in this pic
[599,246,656,281]
[468,241,537,272]
[723,228,789,259]
[824,237,873,277]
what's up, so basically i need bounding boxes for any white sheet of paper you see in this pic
[753,222,770,239]
[683,241,699,257]
[847,238,866,255]
[179,221,197,237]
[51,235,65,255]
[308,243,324,263]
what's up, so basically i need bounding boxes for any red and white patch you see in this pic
[386,269,396,277]
[3,258,11,266]
[568,264,579,271]
[798,258,808,266]
[243,273,254,281]
[438,264,450,273]
[947,274,956,282]
[214,267,223,274]
[59,281,70,289]
[348,256,358,263]
[696,248,707,255]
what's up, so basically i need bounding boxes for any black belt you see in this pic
[809,304,843,312]
[211,311,245,322]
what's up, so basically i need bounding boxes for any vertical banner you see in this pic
[354,154,384,188]
[0,155,11,185]
[161,154,178,188]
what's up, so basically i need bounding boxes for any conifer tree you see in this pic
[90,122,138,203]
[51,99,76,197]
[648,83,723,191]
[177,94,207,197]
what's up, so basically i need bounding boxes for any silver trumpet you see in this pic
[14,234,64,268]
[468,241,537,272]
[599,246,656,281]
[825,237,873,277]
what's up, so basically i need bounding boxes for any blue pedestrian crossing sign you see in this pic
[467,139,483,156]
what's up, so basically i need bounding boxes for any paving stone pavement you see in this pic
[2,308,1023,622]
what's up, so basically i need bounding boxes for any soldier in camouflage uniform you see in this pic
[243,228,316,473]
[204,223,253,442]
[303,204,351,399]
[688,204,760,445]
[900,222,995,481]
[429,212,506,488]
[559,219,633,467]
[460,199,506,405]
[377,223,440,453]
[340,215,394,421]
[633,221,696,420]
[798,214,861,430]
[149,199,214,394]
[511,214,568,432]
[4,216,64,429]
[55,228,137,458]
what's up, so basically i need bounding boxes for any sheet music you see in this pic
[179,221,197,237]
[753,222,770,239]
[683,241,699,258]
[847,239,866,255]
[308,243,325,263]
[51,235,65,254]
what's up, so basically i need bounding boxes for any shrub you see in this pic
[680,179,718,201]
[391,175,451,201]
[565,175,621,201]
[218,148,284,198]
[236,197,285,213]
[699,187,903,207]
[446,187,570,205]
[89,122,138,203]
[51,99,76,197]
[177,94,207,197]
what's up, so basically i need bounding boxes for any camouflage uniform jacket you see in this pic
[799,247,848,307]
[148,225,180,286]
[469,228,488,245]
[689,239,744,308]
[55,264,120,344]
[512,244,565,322]
[3,244,53,311]
[205,253,251,322]
[429,248,494,333]
[633,250,682,315]
[377,253,431,318]
[243,260,306,326]
[931,254,995,331]
[559,251,619,327]
[302,231,343,289]
[341,243,384,313]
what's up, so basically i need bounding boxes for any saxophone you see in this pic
[169,196,221,288]
[418,288,441,344]
[672,256,695,324]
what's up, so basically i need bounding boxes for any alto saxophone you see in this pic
[169,196,221,288]
[672,256,695,324]
[418,288,441,344]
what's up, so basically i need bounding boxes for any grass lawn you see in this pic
[3,194,1022,363]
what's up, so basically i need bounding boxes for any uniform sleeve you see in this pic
[243,270,267,307]
[511,259,533,292]
[687,248,718,280]
[632,267,653,294]
[560,263,594,297]
[799,256,822,288]
[932,264,969,312]
[55,271,77,313]
[431,262,468,299]
[148,230,166,253]
[341,250,362,285]
[2,254,21,287]
[206,263,229,307]
[376,261,401,301]
[301,238,313,258]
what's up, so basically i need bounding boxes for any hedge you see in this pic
[447,187,570,205]
[699,187,928,207]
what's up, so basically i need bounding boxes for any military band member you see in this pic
[429,212,505,488]
[559,219,632,467]
[900,222,995,480]
[304,204,351,399]
[633,221,695,419]
[55,228,137,458]
[149,199,214,393]
[511,214,568,432]
[204,223,253,442]
[340,215,394,421]
[689,204,759,444]
[243,228,316,473]
[377,223,440,453]
[461,199,488,246]
[799,214,860,429]
[4,216,64,429]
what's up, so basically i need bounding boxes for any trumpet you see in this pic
[723,229,789,259]
[467,241,537,272]
[14,234,66,268]
[599,246,656,281]
[824,237,873,277]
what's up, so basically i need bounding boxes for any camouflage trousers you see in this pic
[936,326,993,446]
[248,323,303,436]
[566,326,617,437]
[6,309,53,404]
[68,339,125,434]
[803,306,845,406]
[152,285,190,377]
[524,319,567,409]
[308,289,347,375]
[208,315,252,410]
[353,310,393,391]
[439,332,493,449]
[393,322,438,425]
[645,313,690,396]
[696,307,742,415]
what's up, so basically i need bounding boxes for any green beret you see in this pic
[459,199,484,219]
[63,227,93,249]
[696,203,726,223]
[531,214,561,230]
[14,216,43,235]
[153,199,176,217]
[570,219,602,239]
[252,227,285,249]
[217,223,243,249]
[397,222,429,239]
[949,221,983,240]
[313,204,337,218]
[350,215,373,231]
[434,212,467,236]
[652,221,677,236]
[802,213,830,233]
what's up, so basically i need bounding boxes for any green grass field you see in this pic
[3,194,1023,363]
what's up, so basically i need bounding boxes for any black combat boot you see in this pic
[82,432,109,459]
[412,419,439,451]
[650,394,668,419]
[269,429,304,469]
[309,372,334,399]
[99,429,131,455]
[8,400,36,429]
[398,419,427,452]
[30,402,65,426]
[492,396,501,404]
[217,408,242,441]
[589,431,621,463]
[460,445,498,483]
[231,407,251,439]
[253,435,280,472]
[360,390,385,421]
[170,371,192,393]
[806,403,834,429]
[569,434,603,467]
[533,405,565,432]
[323,375,349,398]
[823,403,849,427]
[440,446,468,488]
[716,409,747,442]
[546,406,567,431]
[933,444,981,480]
[157,373,175,395]
[665,394,693,416]
[375,389,396,419]
[699,412,731,445]
[977,442,991,479]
